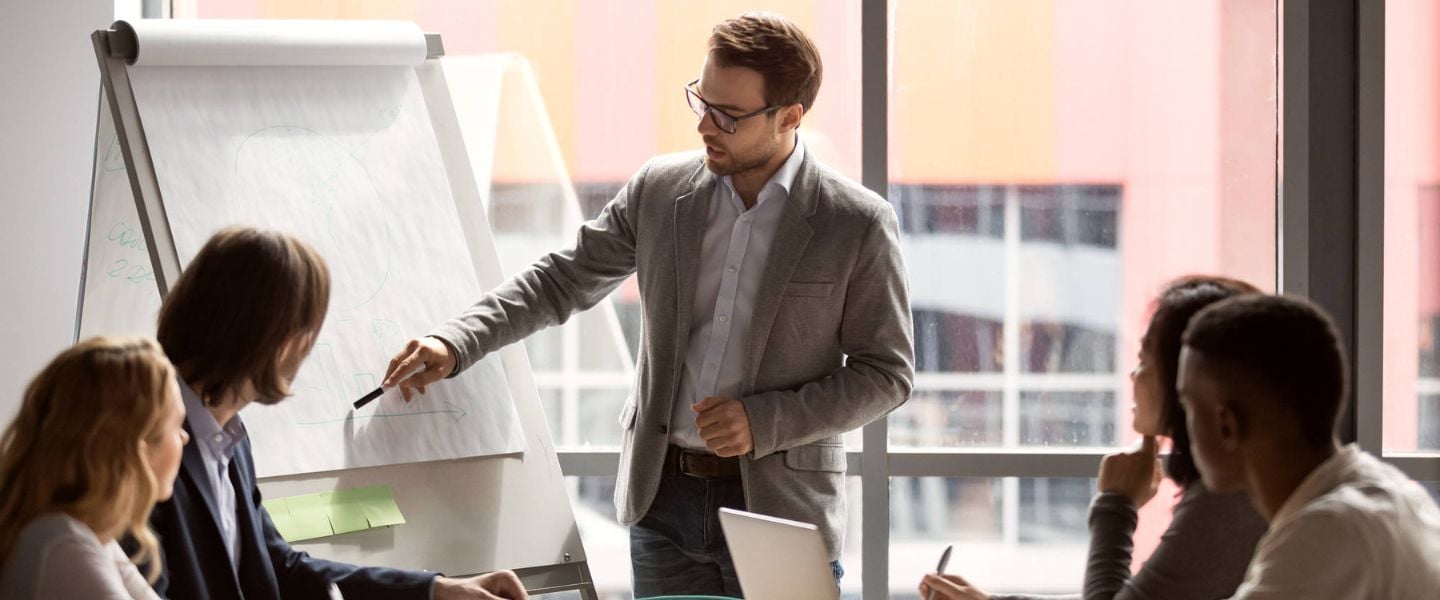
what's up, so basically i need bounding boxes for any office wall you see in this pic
[0,0,115,422]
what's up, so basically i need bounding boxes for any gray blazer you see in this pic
[431,150,915,559]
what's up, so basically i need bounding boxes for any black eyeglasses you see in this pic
[685,79,781,134]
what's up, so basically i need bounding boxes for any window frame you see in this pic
[1316,0,1440,480]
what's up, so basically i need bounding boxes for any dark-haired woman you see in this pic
[923,276,1269,600]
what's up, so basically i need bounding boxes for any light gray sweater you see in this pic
[993,484,1266,600]
[0,513,158,599]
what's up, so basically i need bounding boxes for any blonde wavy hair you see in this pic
[0,336,175,582]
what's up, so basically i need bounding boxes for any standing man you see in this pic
[387,12,914,597]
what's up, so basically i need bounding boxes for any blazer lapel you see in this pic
[179,422,230,546]
[230,443,282,597]
[743,154,819,393]
[672,165,717,374]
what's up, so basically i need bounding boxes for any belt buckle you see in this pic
[681,450,721,479]
[678,451,704,479]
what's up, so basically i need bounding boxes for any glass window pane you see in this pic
[891,477,1087,595]
[1385,1,1440,454]
[889,0,1278,452]
[891,476,1185,597]
[1019,391,1117,447]
[566,476,632,599]
[575,388,627,449]
[913,310,1004,373]
[890,391,1003,447]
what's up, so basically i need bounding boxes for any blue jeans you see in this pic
[629,461,844,598]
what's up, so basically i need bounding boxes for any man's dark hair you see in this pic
[1182,295,1348,448]
[158,226,330,405]
[709,12,823,112]
[1143,276,1261,487]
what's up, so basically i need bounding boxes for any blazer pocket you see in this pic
[784,443,847,473]
[784,282,836,298]
[618,395,638,430]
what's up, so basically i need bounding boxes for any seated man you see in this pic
[145,226,527,600]
[1178,294,1440,599]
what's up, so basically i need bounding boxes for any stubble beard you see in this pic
[704,136,780,178]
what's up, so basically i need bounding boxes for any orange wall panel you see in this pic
[890,0,1056,184]
[498,0,578,175]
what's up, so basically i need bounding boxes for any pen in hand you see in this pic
[926,544,953,600]
[353,362,426,409]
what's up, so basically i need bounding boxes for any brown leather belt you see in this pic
[667,445,741,479]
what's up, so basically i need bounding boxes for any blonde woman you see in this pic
[0,337,189,599]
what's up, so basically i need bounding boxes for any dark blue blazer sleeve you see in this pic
[249,469,438,599]
[148,430,437,600]
[240,439,438,600]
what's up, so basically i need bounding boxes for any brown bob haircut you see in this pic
[157,226,330,405]
[709,12,824,112]
[1141,276,1261,487]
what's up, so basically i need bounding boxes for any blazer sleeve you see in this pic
[429,160,645,374]
[740,202,916,457]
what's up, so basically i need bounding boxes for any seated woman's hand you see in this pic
[919,573,990,600]
[1097,434,1163,507]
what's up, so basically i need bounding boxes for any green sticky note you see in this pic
[355,486,406,527]
[327,489,371,535]
[264,487,404,540]
[285,492,337,541]
[262,498,300,542]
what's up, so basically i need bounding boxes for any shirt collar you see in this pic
[720,134,806,206]
[1270,443,1362,526]
[770,134,806,196]
[180,376,248,462]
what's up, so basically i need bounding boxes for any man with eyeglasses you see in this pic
[386,12,914,597]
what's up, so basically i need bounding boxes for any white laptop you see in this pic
[718,507,839,600]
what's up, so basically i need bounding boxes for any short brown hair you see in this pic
[1183,294,1349,448]
[709,12,823,112]
[158,226,330,405]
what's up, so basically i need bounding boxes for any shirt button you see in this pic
[212,434,225,445]
[718,314,728,322]
[741,215,751,222]
[728,265,737,273]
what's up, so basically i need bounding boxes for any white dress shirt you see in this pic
[181,378,248,569]
[1229,444,1440,599]
[670,137,807,450]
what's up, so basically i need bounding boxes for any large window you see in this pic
[1384,1,1440,454]
[885,0,1276,593]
